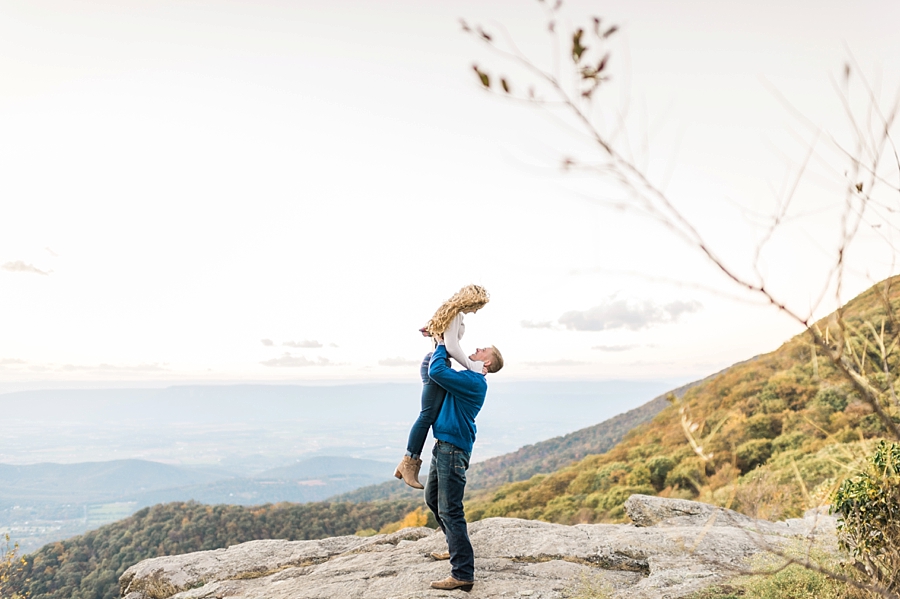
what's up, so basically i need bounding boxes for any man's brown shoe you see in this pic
[429,551,450,560]
[430,576,474,591]
[394,455,424,489]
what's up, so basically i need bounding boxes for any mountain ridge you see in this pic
[464,277,900,524]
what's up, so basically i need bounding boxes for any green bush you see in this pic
[832,440,900,594]
[665,458,706,492]
[759,397,788,414]
[647,456,676,491]
[626,464,652,487]
[745,413,783,440]
[586,462,630,494]
[735,439,773,473]
[772,431,804,452]
[859,413,886,437]
[813,387,848,412]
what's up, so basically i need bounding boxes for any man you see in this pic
[424,339,503,592]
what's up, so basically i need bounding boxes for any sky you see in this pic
[1,0,899,387]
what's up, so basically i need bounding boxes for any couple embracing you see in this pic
[394,284,503,592]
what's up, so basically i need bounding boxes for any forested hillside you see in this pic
[465,378,708,491]
[466,279,900,525]
[8,500,418,599]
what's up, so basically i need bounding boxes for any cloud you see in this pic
[59,363,170,373]
[0,358,170,373]
[378,357,418,367]
[283,339,323,348]
[261,338,274,346]
[523,359,589,367]
[592,344,639,352]
[521,320,554,329]
[5,361,170,373]
[559,299,701,331]
[664,300,703,319]
[45,247,59,257]
[1,261,49,275]
[0,358,28,370]
[260,353,331,367]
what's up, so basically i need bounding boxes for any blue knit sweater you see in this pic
[429,343,487,454]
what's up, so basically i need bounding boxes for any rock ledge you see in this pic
[120,495,837,599]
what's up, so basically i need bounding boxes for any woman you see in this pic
[394,285,489,489]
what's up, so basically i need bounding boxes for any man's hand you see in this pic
[420,327,442,344]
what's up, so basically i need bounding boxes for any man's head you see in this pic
[469,346,504,374]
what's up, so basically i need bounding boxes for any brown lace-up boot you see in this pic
[430,576,474,591]
[394,455,424,489]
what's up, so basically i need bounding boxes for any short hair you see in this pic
[487,346,504,373]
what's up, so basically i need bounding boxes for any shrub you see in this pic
[735,439,773,473]
[859,413,886,438]
[626,464,652,487]
[772,431,804,452]
[758,370,816,411]
[831,440,900,594]
[647,456,676,491]
[760,397,788,414]
[733,469,800,520]
[378,507,430,534]
[1,534,27,599]
[665,458,706,492]
[746,413,783,440]
[568,462,630,495]
[813,387,848,413]
[594,485,654,513]
[354,528,378,537]
[541,495,582,523]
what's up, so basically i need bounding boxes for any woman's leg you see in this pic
[405,352,447,459]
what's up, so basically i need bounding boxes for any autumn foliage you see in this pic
[467,279,900,525]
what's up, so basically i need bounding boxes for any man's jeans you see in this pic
[405,352,447,458]
[425,439,474,582]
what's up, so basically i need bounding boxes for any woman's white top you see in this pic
[443,312,484,373]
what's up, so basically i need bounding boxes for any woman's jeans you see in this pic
[425,440,474,582]
[405,352,446,458]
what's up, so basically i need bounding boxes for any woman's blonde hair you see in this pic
[425,284,490,337]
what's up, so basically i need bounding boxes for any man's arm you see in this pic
[443,313,485,373]
[429,344,483,402]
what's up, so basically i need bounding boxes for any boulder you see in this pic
[120,495,838,599]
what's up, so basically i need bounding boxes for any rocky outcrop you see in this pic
[120,495,838,599]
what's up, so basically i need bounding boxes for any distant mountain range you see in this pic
[0,460,225,503]
[0,456,395,552]
[125,456,394,505]
[0,379,679,551]
[0,456,394,508]
[0,380,677,467]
